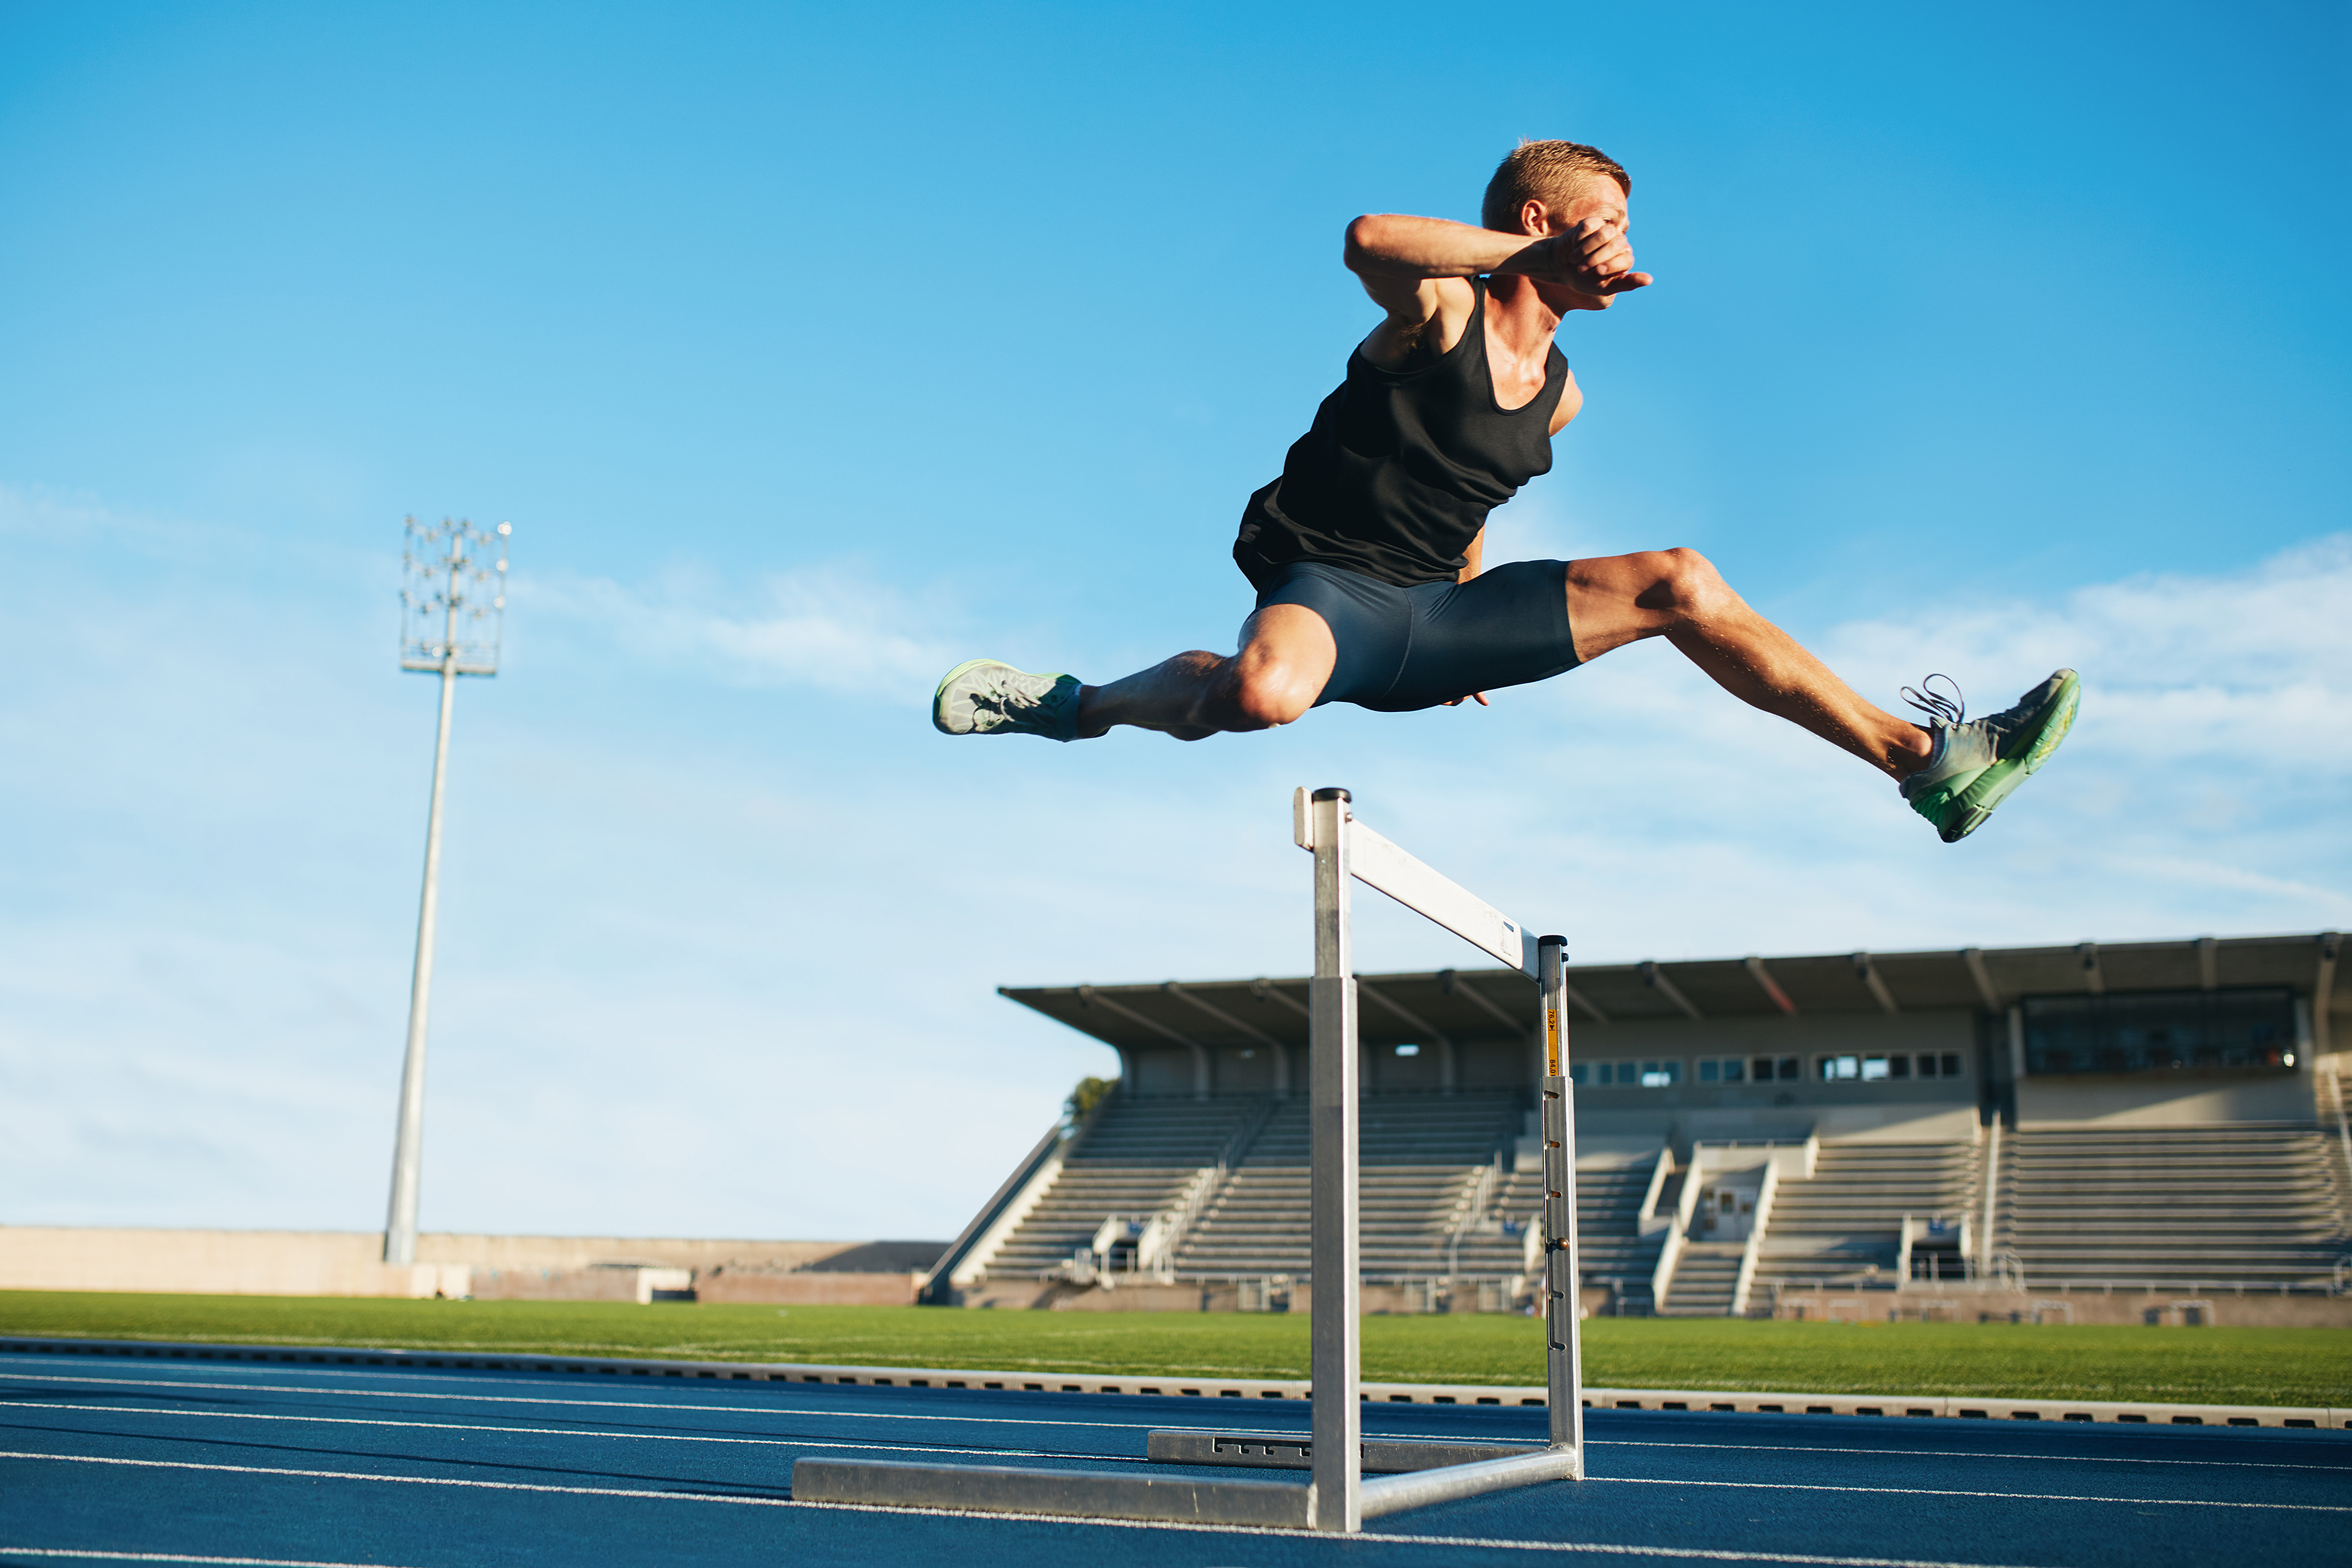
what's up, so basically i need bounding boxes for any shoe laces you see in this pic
[979,677,1038,728]
[1900,674,1966,728]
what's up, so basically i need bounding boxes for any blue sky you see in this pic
[2,1,2346,1242]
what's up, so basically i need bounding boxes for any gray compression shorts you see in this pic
[1252,559,1581,713]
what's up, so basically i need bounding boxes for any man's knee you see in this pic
[1229,660,1319,728]
[1642,547,1736,621]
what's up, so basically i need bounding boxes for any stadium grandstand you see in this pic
[922,932,2350,1322]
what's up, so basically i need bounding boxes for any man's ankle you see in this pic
[1073,684,1111,740]
[1888,724,1939,778]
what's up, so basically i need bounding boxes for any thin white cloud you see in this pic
[1828,533,2352,770]
[530,566,957,696]
[1428,531,2352,959]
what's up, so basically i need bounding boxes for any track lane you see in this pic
[4,1350,2346,1568]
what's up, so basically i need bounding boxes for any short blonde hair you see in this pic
[1481,140,1631,232]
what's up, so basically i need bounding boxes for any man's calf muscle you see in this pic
[1073,605,1335,739]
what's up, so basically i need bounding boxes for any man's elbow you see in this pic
[1343,213,1395,273]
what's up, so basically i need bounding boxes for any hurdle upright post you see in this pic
[1538,934,1585,1467]
[1307,786,1362,1532]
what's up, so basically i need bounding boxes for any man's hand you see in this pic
[1531,216,1651,296]
[1444,691,1491,708]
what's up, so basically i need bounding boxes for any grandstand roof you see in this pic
[1001,932,2343,1054]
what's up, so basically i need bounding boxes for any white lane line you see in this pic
[1601,1439,2348,1474]
[1599,1475,2351,1513]
[0,1371,1148,1433]
[0,1453,2063,1566]
[0,1449,796,1502]
[24,1399,2340,1482]
[7,1372,2335,1476]
[0,1552,414,1566]
[9,1446,2341,1520]
[19,1401,2336,1496]
[0,1401,1138,1465]
[791,1499,2064,1565]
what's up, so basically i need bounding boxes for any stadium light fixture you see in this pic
[383,517,511,1268]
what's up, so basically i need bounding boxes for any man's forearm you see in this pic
[1345,214,1548,281]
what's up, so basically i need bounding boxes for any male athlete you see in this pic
[932,141,2077,842]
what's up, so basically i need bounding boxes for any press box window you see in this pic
[1586,1061,1681,1088]
[2023,988,2295,1075]
[1817,1054,1928,1082]
[1697,1058,1748,1084]
[1750,1055,1802,1082]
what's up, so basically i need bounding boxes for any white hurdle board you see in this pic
[793,787,1585,1532]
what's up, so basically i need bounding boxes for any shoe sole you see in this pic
[1941,671,2082,841]
[933,658,1003,735]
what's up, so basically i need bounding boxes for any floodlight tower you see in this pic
[384,516,511,1267]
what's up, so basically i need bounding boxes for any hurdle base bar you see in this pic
[1360,1446,1580,1520]
[1147,1429,1548,1472]
[792,1457,1314,1527]
[792,1446,1578,1531]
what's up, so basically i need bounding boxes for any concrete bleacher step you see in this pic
[1752,1246,1897,1286]
[1711,1140,1982,1300]
[2010,1212,2337,1229]
[1743,1141,1977,1279]
[1452,1147,1656,1308]
[1998,1123,2350,1289]
[981,1096,1266,1277]
[975,1087,2352,1305]
[1168,1092,1530,1282]
[1660,1242,1744,1315]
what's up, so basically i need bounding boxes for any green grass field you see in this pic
[5,1292,2347,1406]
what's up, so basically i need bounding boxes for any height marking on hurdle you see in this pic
[792,786,1585,1532]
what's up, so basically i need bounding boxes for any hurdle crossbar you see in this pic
[791,786,1583,1533]
[1290,785,1541,975]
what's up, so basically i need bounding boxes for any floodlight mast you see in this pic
[383,517,510,1268]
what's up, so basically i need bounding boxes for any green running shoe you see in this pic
[1897,669,2080,843]
[932,658,1084,741]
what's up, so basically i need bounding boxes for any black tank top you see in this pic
[1234,279,1569,590]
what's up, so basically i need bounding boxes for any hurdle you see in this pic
[793,786,1583,1532]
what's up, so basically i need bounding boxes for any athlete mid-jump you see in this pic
[933,141,2076,842]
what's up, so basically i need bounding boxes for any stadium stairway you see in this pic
[1449,1147,1666,1312]
[1169,1090,1527,1282]
[980,1096,1263,1279]
[1659,1241,1744,1315]
[1999,1123,2348,1290]
[1749,1141,1980,1296]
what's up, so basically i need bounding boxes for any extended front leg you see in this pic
[1074,604,1339,741]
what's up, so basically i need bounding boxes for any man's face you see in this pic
[1528,180,1632,313]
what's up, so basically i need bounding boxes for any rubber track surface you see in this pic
[2,1348,2347,1566]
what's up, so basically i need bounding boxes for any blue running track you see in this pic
[2,1345,2347,1567]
